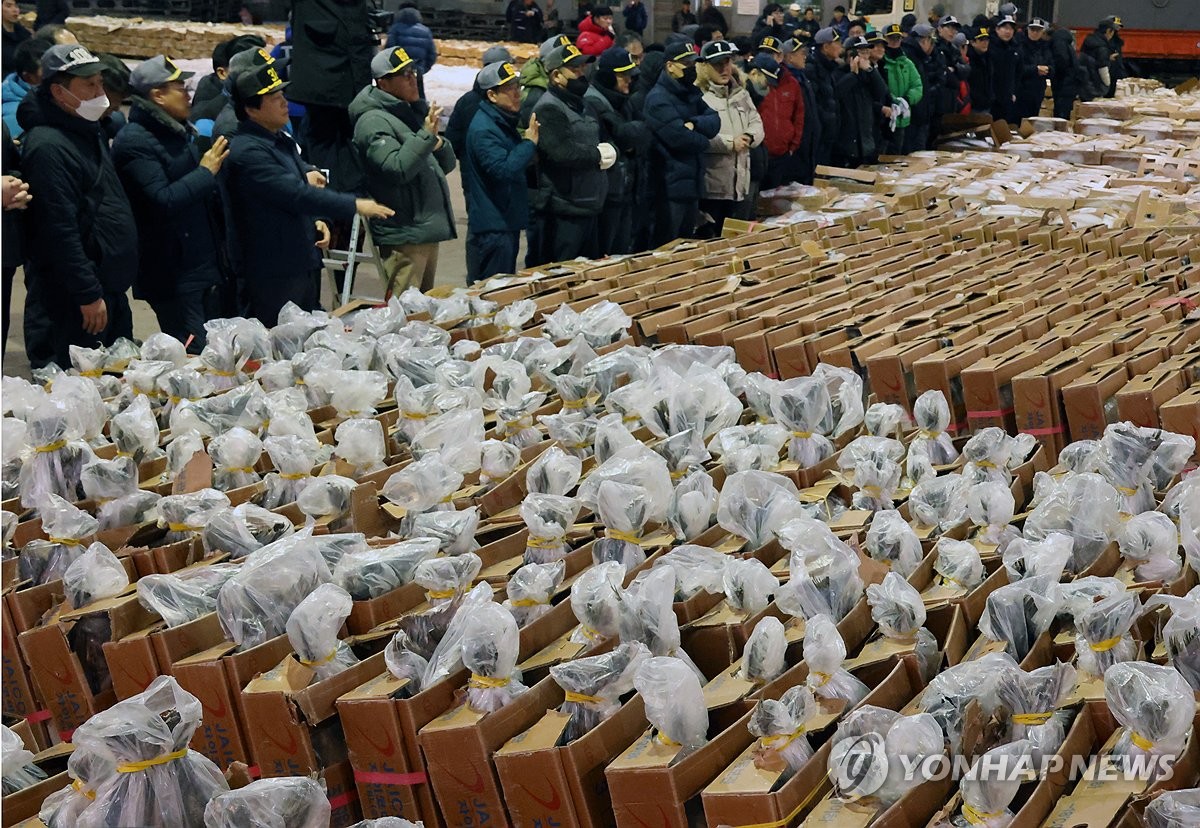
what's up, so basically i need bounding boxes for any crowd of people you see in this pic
[0,3,1135,373]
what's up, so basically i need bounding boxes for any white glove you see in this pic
[598,142,618,170]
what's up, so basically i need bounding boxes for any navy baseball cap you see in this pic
[597,47,639,74]
[749,53,781,82]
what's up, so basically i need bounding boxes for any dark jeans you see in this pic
[246,270,320,328]
[763,154,800,190]
[2,266,12,359]
[538,213,598,264]
[654,199,699,247]
[34,289,133,370]
[149,285,220,354]
[883,127,906,156]
[597,202,633,257]
[466,230,520,285]
[902,118,929,154]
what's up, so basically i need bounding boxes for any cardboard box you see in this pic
[1116,368,1187,427]
[0,741,71,828]
[1158,384,1200,446]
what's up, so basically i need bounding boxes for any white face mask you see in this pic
[65,88,110,122]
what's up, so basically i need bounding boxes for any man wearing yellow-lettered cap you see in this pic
[223,60,393,326]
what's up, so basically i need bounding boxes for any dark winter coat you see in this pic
[643,70,721,202]
[33,0,68,29]
[1016,32,1054,116]
[934,37,970,114]
[699,6,728,33]
[792,66,820,182]
[966,46,993,113]
[901,37,936,127]
[532,83,607,216]
[672,10,697,32]
[17,88,137,309]
[386,10,438,73]
[288,0,376,108]
[834,64,885,165]
[584,80,651,204]
[988,33,1022,123]
[629,51,665,117]
[2,123,21,270]
[622,1,648,34]
[507,0,544,43]
[805,49,841,165]
[446,85,484,159]
[463,98,536,234]
[1,24,30,78]
[111,98,223,300]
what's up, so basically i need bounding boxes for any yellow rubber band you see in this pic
[469,674,510,689]
[940,574,966,590]
[427,589,456,600]
[300,649,339,668]
[510,598,548,608]
[401,410,430,420]
[975,460,997,469]
[655,731,681,748]
[208,369,237,377]
[562,398,588,410]
[35,440,67,453]
[224,466,256,474]
[918,429,941,440]
[732,779,826,828]
[760,727,806,750]
[962,803,1004,825]
[1116,485,1138,496]
[606,529,643,545]
[117,747,188,773]
[526,535,566,550]
[47,537,84,546]
[1012,711,1053,726]
[792,431,813,439]
[564,691,603,704]
[167,522,201,533]
[810,671,833,687]
[279,472,308,480]
[73,779,97,800]
[79,369,102,378]
[1090,636,1124,653]
[1131,731,1154,751]
[579,625,603,642]
[670,469,686,480]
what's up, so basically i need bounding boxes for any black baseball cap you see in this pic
[757,35,783,54]
[865,30,886,45]
[41,44,105,80]
[597,47,638,74]
[130,55,195,94]
[234,60,288,99]
[884,23,904,38]
[544,43,592,71]
[699,39,737,62]
[973,27,991,40]
[1028,17,1048,29]
[664,34,698,62]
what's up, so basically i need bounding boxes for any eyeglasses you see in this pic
[398,68,417,78]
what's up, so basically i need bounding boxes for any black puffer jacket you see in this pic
[1016,32,1054,113]
[643,70,720,202]
[902,36,937,125]
[967,47,993,113]
[804,50,841,166]
[17,88,137,309]
[834,63,886,166]
[934,37,969,114]
[1049,28,1083,99]
[584,80,652,205]
[287,0,376,108]
[988,33,1022,123]
[111,97,224,301]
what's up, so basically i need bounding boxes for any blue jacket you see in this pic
[386,19,437,73]
[463,99,536,234]
[2,73,32,139]
[111,98,223,300]
[643,71,720,202]
[222,120,356,282]
[622,2,648,32]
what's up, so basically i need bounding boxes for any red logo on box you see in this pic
[519,776,562,811]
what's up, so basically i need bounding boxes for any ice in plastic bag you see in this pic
[1075,592,1140,680]
[1119,511,1182,583]
[668,469,718,541]
[414,553,482,606]
[504,560,566,626]
[21,493,99,585]
[408,507,480,556]
[1,724,46,794]
[723,557,778,616]
[63,542,129,609]
[216,532,332,650]
[634,656,708,755]
[285,583,359,681]
[19,398,92,508]
[551,641,649,743]
[480,439,521,488]
[776,516,864,621]
[296,475,357,528]
[867,572,939,678]
[954,740,1032,828]
[657,544,727,601]
[749,686,816,777]
[137,564,239,628]
[865,510,922,577]
[526,446,583,496]
[333,538,439,601]
[383,456,463,515]
[934,538,985,593]
[741,615,786,684]
[1105,662,1193,767]
[920,652,1017,754]
[203,777,330,828]
[333,418,387,477]
[911,390,959,466]
[569,560,625,645]
[38,743,116,827]
[994,661,1075,763]
[620,567,703,680]
[71,676,228,828]
[520,493,580,565]
[910,473,970,535]
[717,471,805,549]
[770,377,835,468]
[1145,788,1200,828]
[261,435,330,509]
[978,575,1062,660]
[966,481,1019,551]
[461,602,528,713]
[1024,472,1121,572]
[803,613,869,705]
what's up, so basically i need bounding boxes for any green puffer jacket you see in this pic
[349,84,457,247]
[881,52,924,129]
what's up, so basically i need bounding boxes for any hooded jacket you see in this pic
[577,15,616,56]
[386,8,438,73]
[518,56,550,127]
[111,97,223,300]
[349,84,457,247]
[1,72,32,139]
[1049,28,1083,98]
[463,98,536,234]
[880,50,923,129]
[17,88,138,308]
[643,69,721,202]
[755,68,805,158]
[699,67,764,202]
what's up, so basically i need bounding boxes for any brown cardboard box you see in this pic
[0,741,71,828]
[1158,385,1200,447]
[101,608,227,701]
[1011,341,1114,459]
[962,337,1063,431]
[1,596,46,746]
[1115,368,1187,427]
[1061,363,1133,443]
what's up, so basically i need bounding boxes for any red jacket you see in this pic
[576,16,615,56]
[757,69,805,158]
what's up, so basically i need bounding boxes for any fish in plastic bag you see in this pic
[920,653,1017,755]
[334,418,388,477]
[634,656,708,756]
[504,560,566,627]
[285,583,360,681]
[593,480,653,572]
[202,503,295,559]
[414,553,483,607]
[158,489,231,544]
[934,538,985,593]
[1144,787,1200,828]
[111,395,167,465]
[978,575,1062,661]
[864,402,908,440]
[1002,533,1073,583]
[749,686,817,776]
[1105,662,1194,771]
[865,510,922,577]
[408,507,481,556]
[656,544,726,601]
[479,439,521,488]
[520,493,580,565]
[1093,423,1163,517]
[551,641,650,743]
[911,390,959,466]
[1024,472,1122,572]
[137,564,239,628]
[526,446,583,496]
[21,493,100,585]
[1074,592,1141,680]
[296,475,357,529]
[741,616,787,684]
[909,473,970,535]
[723,557,778,616]
[203,777,330,828]
[18,397,93,508]
[382,455,463,515]
[961,427,1037,486]
[569,560,625,646]
[953,740,1033,828]
[1,724,46,794]
[668,469,718,541]
[803,614,869,706]
[38,742,116,827]
[63,542,129,609]
[769,377,835,468]
[1144,590,1200,691]
[866,572,939,679]
[776,516,864,622]
[333,538,440,601]
[994,662,1075,764]
[619,567,704,681]
[1119,511,1182,583]
[717,470,806,549]
[462,602,528,713]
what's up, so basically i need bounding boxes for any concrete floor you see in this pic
[2,165,478,380]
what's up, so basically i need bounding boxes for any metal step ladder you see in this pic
[322,213,387,308]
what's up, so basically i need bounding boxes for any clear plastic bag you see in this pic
[254,360,296,393]
[216,531,333,650]
[383,629,430,694]
[1002,533,1073,583]
[408,507,480,556]
[708,424,789,473]
[569,560,625,645]
[909,473,970,534]
[576,442,675,517]
[1148,432,1196,492]
[520,493,580,565]
[72,676,228,828]
[1093,423,1160,516]
[526,446,583,496]
[504,560,566,626]
[123,359,173,401]
[165,431,206,482]
[1058,440,1098,473]
[633,656,708,755]
[158,488,232,544]
[994,662,1075,764]
[63,542,129,609]
[803,613,869,706]
[966,481,1019,551]
[911,390,959,466]
[21,493,99,585]
[769,377,835,468]
[51,375,108,446]
[619,567,703,680]
[749,685,816,775]
[2,416,27,499]
[717,471,805,549]
[551,641,650,743]
[261,435,330,509]
[286,583,359,681]
[906,441,936,490]
[38,742,116,827]
[668,469,719,541]
[978,574,1061,660]
[741,616,787,684]
[777,516,864,621]
[1024,472,1121,572]
[1,724,46,794]
[1145,590,1200,691]
[934,538,985,592]
[594,414,639,465]
[723,558,778,616]
[1145,789,1200,828]
[955,740,1032,828]
[1105,662,1193,766]
[865,510,922,577]
[334,418,388,478]
[333,538,440,601]
[593,480,653,572]
[480,439,521,488]
[110,395,165,465]
[920,653,1017,754]
[412,409,484,474]
[203,777,331,828]
[296,475,357,528]
[540,413,596,459]
[850,452,902,513]
[828,707,941,807]
[962,427,1037,486]
[383,456,463,515]
[494,298,537,336]
[419,581,496,687]
[200,504,292,561]
[1119,511,1182,583]
[653,429,710,479]
[137,564,239,628]
[811,364,864,439]
[1074,592,1140,680]
[414,553,482,606]
[309,369,389,419]
[19,398,92,508]
[866,572,938,679]
[207,427,263,491]
[864,403,908,439]
[82,455,160,529]
[657,545,727,601]
[462,602,528,714]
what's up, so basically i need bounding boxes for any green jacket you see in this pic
[349,84,457,247]
[518,57,550,127]
[881,53,924,129]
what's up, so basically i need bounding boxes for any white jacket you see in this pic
[700,76,765,202]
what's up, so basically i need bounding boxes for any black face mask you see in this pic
[680,65,698,86]
[886,45,903,57]
[565,75,589,97]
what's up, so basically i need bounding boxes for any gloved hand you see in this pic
[598,142,618,170]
